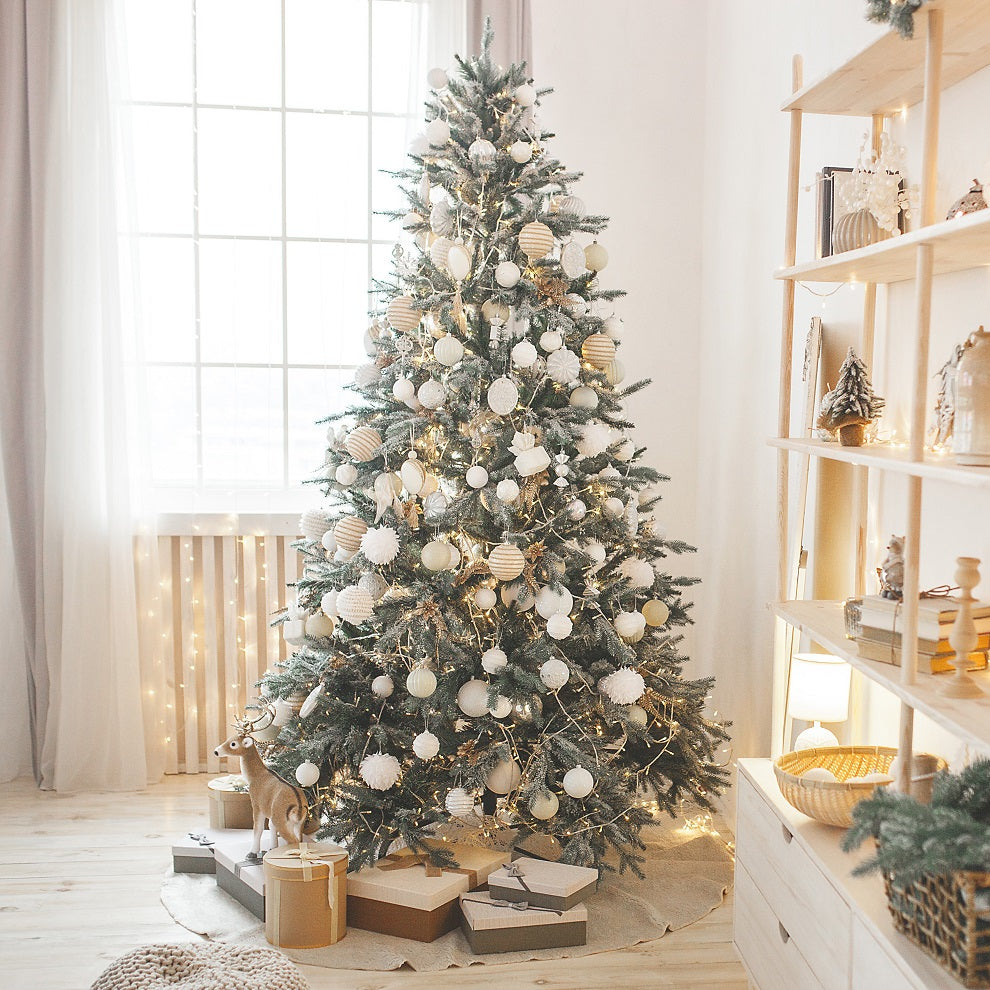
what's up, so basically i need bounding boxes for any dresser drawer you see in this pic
[851,918,921,990]
[736,772,851,990]
[735,862,826,990]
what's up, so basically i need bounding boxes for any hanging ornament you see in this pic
[434,334,464,367]
[569,385,598,409]
[488,543,526,581]
[553,195,585,217]
[624,501,638,537]
[446,239,471,281]
[422,540,453,571]
[445,787,476,818]
[334,546,355,562]
[421,472,439,496]
[320,590,338,618]
[426,67,448,89]
[360,525,400,565]
[423,490,449,521]
[481,647,508,673]
[408,133,430,157]
[514,82,537,106]
[530,791,559,820]
[602,667,645,703]
[496,479,520,503]
[353,363,379,388]
[298,682,324,719]
[518,221,554,260]
[618,557,654,589]
[335,463,358,487]
[581,333,616,370]
[360,752,401,791]
[401,211,422,232]
[539,330,563,352]
[614,438,635,463]
[358,571,388,601]
[489,694,512,719]
[563,766,594,799]
[334,515,368,553]
[457,679,490,717]
[429,236,453,270]
[515,444,551,477]
[363,326,379,357]
[386,295,419,333]
[299,508,331,543]
[430,198,455,236]
[372,674,395,698]
[336,586,375,625]
[466,465,489,489]
[406,667,438,698]
[482,298,511,322]
[295,761,321,787]
[535,586,574,619]
[564,293,588,317]
[613,611,647,644]
[400,454,427,495]
[560,240,587,279]
[546,614,573,639]
[487,376,519,416]
[495,260,521,288]
[584,241,609,272]
[642,599,671,627]
[605,360,625,386]
[502,582,535,611]
[603,496,625,518]
[425,117,450,146]
[468,138,497,165]
[413,730,440,760]
[417,379,445,410]
[511,339,538,368]
[509,431,535,456]
[486,758,521,795]
[576,422,614,458]
[539,657,570,690]
[510,140,533,164]
[566,498,587,521]
[546,348,581,384]
[553,451,571,488]
[626,704,649,727]
[474,587,497,610]
[604,315,624,339]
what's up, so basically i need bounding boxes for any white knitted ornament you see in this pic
[299,508,331,543]
[445,787,476,818]
[359,752,401,790]
[413,731,440,760]
[336,586,374,625]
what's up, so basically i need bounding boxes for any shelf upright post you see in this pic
[897,6,944,793]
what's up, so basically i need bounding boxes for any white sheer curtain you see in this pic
[0,0,160,790]
[466,0,532,68]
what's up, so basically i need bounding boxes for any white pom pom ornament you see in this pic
[539,657,570,690]
[618,557,654,589]
[576,423,613,458]
[425,117,449,146]
[496,479,520,503]
[603,667,646,704]
[413,731,440,760]
[361,525,400,565]
[563,766,594,799]
[360,752,401,790]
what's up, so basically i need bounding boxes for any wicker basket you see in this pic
[774,745,946,828]
[883,869,990,988]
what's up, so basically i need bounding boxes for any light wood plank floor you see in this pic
[0,775,746,990]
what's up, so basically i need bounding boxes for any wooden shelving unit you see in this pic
[736,3,990,988]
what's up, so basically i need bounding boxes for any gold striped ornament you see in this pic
[386,296,419,333]
[605,359,625,385]
[487,543,526,581]
[581,333,615,369]
[518,221,554,260]
[334,516,368,553]
[344,426,382,462]
[400,456,427,495]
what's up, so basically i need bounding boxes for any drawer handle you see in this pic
[781,823,794,844]
[778,922,790,945]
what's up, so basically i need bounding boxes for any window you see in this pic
[123,0,419,510]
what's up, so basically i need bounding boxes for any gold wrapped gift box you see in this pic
[264,842,348,949]
[207,774,254,830]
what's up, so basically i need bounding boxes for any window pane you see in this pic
[198,109,282,235]
[147,366,198,484]
[138,236,196,362]
[370,114,410,241]
[131,106,193,234]
[288,368,351,484]
[123,0,193,104]
[286,242,369,366]
[200,239,283,364]
[196,0,282,107]
[201,367,283,485]
[371,0,414,115]
[285,113,368,238]
[285,0,368,111]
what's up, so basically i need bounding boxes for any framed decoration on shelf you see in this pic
[815,166,854,258]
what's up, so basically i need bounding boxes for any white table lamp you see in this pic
[788,653,851,750]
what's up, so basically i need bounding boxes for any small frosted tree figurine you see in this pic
[817,346,885,447]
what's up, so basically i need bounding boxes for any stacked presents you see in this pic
[173,776,600,953]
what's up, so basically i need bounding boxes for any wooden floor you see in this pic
[0,775,747,990]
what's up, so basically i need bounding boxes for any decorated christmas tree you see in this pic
[259,25,728,876]
[817,346,885,447]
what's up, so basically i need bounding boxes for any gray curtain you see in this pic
[467,0,532,71]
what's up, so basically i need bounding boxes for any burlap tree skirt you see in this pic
[161,827,733,972]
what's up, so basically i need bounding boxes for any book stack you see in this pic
[855,594,990,673]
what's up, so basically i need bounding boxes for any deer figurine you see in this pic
[214,713,308,860]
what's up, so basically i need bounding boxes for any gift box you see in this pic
[488,856,598,911]
[263,842,348,949]
[459,890,588,953]
[208,774,255,830]
[213,831,276,921]
[171,827,250,874]
[347,843,510,942]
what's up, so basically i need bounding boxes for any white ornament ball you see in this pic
[566,499,587,522]
[466,465,489,489]
[535,586,574,619]
[488,543,526,581]
[642,599,670,627]
[487,376,519,416]
[358,572,388,602]
[386,295,419,333]
[434,334,464,367]
[335,463,358,487]
[305,612,335,639]
[360,752,401,791]
[413,731,440,760]
[426,117,450,146]
[320,590,338,617]
[446,242,471,281]
[613,611,647,645]
[530,791,559,820]
[468,138,497,165]
[426,67,448,89]
[334,515,368,552]
[486,758,521,795]
[334,546,355,562]
[336,585,374,625]
[569,385,598,409]
[354,363,379,388]
[481,647,508,673]
[300,508,331,543]
[489,695,513,719]
[429,236,453,270]
[603,496,625,518]
[803,767,838,783]
[546,348,581,384]
[510,140,533,163]
[496,479,520,503]
[604,315,624,339]
[563,765,594,799]
[474,587,497,610]
[361,525,400,565]
[511,340,538,368]
[584,241,609,272]
[400,457,427,495]
[422,540,452,571]
[564,293,588,317]
[626,704,648,727]
[576,422,613,458]
[604,666,646,703]
[495,260,521,288]
[514,83,537,107]
[418,379,445,410]
[618,557,655,589]
[539,657,570,690]
[295,761,321,787]
[392,377,416,403]
[372,674,394,698]
[546,613,573,639]
[539,330,563,352]
[457,679,490,717]
[605,360,625,386]
[445,787,476,818]
[614,438,635,462]
[518,221,554,260]
[406,668,438,698]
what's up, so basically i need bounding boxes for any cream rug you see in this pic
[161,826,733,972]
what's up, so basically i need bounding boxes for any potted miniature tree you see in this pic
[817,346,885,447]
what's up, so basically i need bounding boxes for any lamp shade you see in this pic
[787,653,851,724]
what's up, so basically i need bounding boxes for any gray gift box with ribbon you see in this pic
[213,832,276,920]
[459,890,588,953]
[488,856,598,911]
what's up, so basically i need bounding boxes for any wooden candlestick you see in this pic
[939,557,986,699]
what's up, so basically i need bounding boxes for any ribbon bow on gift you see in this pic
[462,895,563,917]
[377,850,478,885]
[499,861,533,894]
[188,833,215,848]
[265,843,347,905]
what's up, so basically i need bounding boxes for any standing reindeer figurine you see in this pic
[214,714,308,860]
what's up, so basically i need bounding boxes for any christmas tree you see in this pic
[817,346,885,446]
[259,24,728,876]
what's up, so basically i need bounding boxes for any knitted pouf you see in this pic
[91,942,309,990]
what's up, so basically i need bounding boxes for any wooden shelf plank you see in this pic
[768,436,990,489]
[738,760,968,990]
[782,0,990,116]
[775,207,990,284]
[771,600,990,750]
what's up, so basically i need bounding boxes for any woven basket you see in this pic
[883,869,990,988]
[774,745,946,828]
